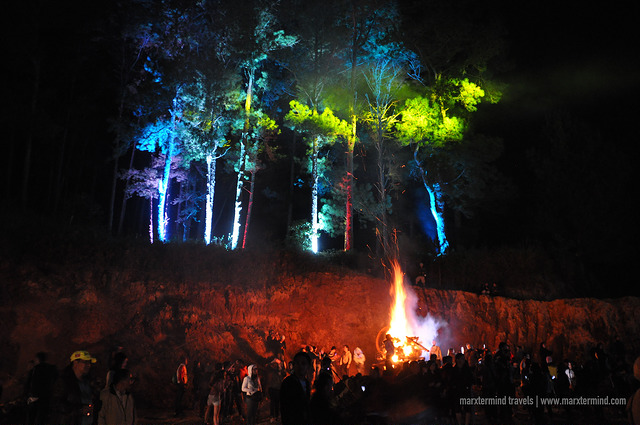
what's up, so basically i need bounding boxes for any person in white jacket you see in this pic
[242,365,262,425]
[98,369,135,425]
[353,347,366,376]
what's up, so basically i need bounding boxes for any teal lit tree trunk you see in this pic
[415,155,449,256]
[426,182,449,256]
[157,96,180,242]
[204,153,216,245]
[148,197,154,244]
[157,138,174,242]
[230,71,253,250]
[311,135,320,253]
[230,139,246,250]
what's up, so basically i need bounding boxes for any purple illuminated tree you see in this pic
[121,153,186,243]
[123,0,214,241]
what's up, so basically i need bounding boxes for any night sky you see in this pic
[2,0,637,294]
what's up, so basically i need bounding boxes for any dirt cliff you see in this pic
[1,247,639,408]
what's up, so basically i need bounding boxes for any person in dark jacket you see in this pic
[25,352,58,425]
[309,371,340,425]
[280,351,311,425]
[52,350,98,425]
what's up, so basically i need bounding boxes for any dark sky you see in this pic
[491,0,639,129]
[2,0,636,292]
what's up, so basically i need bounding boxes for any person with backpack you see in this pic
[174,358,188,417]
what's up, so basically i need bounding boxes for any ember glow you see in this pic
[387,260,443,359]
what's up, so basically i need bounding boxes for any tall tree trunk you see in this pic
[158,135,175,242]
[117,146,136,235]
[175,179,183,241]
[5,130,15,203]
[241,170,256,250]
[286,133,296,234]
[231,140,246,250]
[311,136,320,253]
[344,4,358,251]
[204,152,216,245]
[413,149,448,255]
[53,111,70,214]
[22,58,40,209]
[345,117,355,251]
[109,156,120,232]
[421,174,449,256]
[53,66,77,214]
[376,135,388,258]
[109,87,128,233]
[231,70,254,250]
[149,197,154,244]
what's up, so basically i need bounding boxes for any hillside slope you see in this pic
[1,245,638,407]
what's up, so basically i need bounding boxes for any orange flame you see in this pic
[388,260,410,341]
[384,260,441,362]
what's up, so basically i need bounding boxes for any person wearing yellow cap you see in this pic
[53,350,98,425]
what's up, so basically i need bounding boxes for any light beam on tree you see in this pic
[397,78,486,255]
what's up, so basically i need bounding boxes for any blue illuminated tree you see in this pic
[124,0,214,241]
[396,77,489,255]
[135,115,183,242]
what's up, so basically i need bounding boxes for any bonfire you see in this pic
[377,260,442,364]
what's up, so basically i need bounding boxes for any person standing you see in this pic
[415,262,427,287]
[205,371,224,425]
[242,365,263,425]
[104,352,128,391]
[280,352,311,425]
[26,352,58,425]
[430,340,443,363]
[53,350,98,425]
[339,345,352,378]
[353,347,366,376]
[266,356,285,423]
[98,368,135,425]
[174,358,188,417]
[384,334,395,374]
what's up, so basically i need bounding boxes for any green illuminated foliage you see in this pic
[397,77,487,148]
[396,96,463,147]
[285,100,350,138]
[454,78,485,112]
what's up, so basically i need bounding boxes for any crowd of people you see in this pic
[11,349,137,425]
[2,334,640,425]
